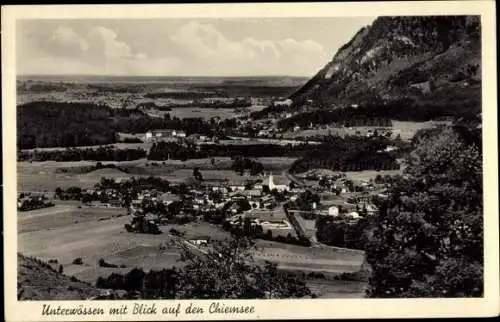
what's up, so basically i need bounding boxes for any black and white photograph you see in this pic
[2,1,498,320]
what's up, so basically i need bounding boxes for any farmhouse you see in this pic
[145,129,187,140]
[327,205,340,217]
[189,239,209,246]
[145,129,177,139]
[273,98,293,107]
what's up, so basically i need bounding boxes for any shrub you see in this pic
[72,258,83,265]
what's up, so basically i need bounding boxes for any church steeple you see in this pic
[268,171,275,190]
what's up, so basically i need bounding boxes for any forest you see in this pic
[289,135,400,173]
[17,101,226,149]
[278,86,480,131]
[18,146,147,162]
[147,142,312,161]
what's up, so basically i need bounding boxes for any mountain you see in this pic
[289,16,481,122]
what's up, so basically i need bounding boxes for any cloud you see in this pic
[167,21,328,76]
[85,27,136,61]
[43,26,89,57]
[20,21,329,76]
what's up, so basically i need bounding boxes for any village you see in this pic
[18,162,386,249]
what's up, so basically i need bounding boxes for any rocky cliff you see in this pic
[290,16,481,121]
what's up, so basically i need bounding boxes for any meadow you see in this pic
[17,157,297,192]
[282,119,446,141]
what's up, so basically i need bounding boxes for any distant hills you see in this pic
[287,16,481,123]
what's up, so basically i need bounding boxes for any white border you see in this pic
[2,1,499,320]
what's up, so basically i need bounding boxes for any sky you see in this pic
[16,17,376,77]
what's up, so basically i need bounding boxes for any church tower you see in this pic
[268,172,275,190]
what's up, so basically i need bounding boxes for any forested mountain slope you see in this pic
[289,16,481,123]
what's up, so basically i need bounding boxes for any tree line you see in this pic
[289,135,400,174]
[278,107,393,130]
[18,146,147,162]
[148,142,312,161]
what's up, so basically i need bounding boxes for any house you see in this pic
[364,203,379,216]
[384,145,399,152]
[258,130,269,137]
[158,192,180,205]
[346,211,361,219]
[328,205,340,217]
[273,99,293,107]
[230,193,247,201]
[189,239,209,247]
[176,130,187,138]
[253,184,263,190]
[244,189,262,198]
[230,185,245,192]
[146,129,177,139]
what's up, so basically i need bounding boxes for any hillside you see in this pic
[285,16,481,123]
[17,253,101,300]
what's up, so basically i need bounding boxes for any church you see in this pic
[265,173,290,192]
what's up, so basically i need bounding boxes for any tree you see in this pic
[193,167,203,181]
[58,265,63,274]
[365,127,483,297]
[55,187,62,199]
[175,236,311,299]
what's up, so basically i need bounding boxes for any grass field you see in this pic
[169,107,240,120]
[299,168,403,184]
[17,159,295,192]
[18,200,367,296]
[282,119,446,141]
[252,240,365,274]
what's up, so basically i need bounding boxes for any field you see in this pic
[282,119,447,141]
[18,201,367,297]
[252,240,365,274]
[167,107,245,120]
[298,168,403,185]
[17,203,233,283]
[18,158,296,192]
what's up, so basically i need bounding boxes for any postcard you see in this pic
[2,1,499,320]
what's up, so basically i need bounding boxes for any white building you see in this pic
[328,205,340,217]
[145,129,177,139]
[176,130,187,138]
[267,174,289,192]
[347,211,361,219]
[273,99,293,107]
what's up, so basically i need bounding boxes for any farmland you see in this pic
[17,204,233,283]
[17,157,297,192]
[18,201,367,298]
[281,120,448,141]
